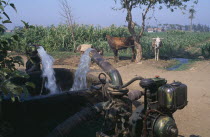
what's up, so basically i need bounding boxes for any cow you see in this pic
[106,35,135,62]
[152,37,164,61]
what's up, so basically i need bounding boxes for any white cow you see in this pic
[152,37,164,61]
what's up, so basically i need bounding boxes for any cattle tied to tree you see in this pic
[152,37,164,61]
[106,35,135,62]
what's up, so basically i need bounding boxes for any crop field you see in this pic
[10,25,210,59]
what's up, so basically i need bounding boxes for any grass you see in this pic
[49,50,134,59]
[177,59,197,71]
[168,59,196,71]
[165,59,179,68]
[49,51,80,59]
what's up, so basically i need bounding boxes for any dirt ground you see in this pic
[114,59,210,137]
[19,55,210,137]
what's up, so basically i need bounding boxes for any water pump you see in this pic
[96,75,187,137]
[130,76,187,137]
[89,49,188,137]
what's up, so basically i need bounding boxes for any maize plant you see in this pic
[11,24,210,58]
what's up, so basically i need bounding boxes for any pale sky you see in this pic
[5,0,210,30]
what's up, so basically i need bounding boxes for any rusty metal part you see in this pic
[127,90,143,101]
[102,96,132,137]
[89,49,123,88]
[107,87,129,96]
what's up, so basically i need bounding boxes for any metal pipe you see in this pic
[122,76,144,88]
[89,49,123,88]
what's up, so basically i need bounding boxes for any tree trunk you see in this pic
[69,25,76,51]
[134,41,142,62]
[59,0,76,51]
[126,9,143,63]
[190,19,193,32]
[125,0,153,63]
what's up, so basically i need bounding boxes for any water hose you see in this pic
[46,102,107,137]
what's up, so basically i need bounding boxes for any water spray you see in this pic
[70,48,93,91]
[37,46,58,94]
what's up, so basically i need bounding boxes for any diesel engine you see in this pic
[96,75,188,137]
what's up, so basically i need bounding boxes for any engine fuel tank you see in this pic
[158,82,187,112]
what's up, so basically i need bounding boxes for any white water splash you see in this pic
[37,46,58,94]
[70,48,93,91]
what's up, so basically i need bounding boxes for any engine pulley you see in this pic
[153,116,178,137]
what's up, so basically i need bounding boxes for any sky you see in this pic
[5,0,210,30]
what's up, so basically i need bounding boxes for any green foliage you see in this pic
[0,1,32,101]
[189,8,196,19]
[141,31,210,58]
[0,0,17,32]
[115,0,195,9]
[200,42,210,58]
[171,60,196,71]
[13,24,130,52]
[11,23,210,59]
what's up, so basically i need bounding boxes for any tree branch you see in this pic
[139,1,154,38]
[125,0,136,36]
[59,0,76,50]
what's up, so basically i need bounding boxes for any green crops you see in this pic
[11,25,210,58]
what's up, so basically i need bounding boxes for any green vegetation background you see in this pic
[9,24,210,58]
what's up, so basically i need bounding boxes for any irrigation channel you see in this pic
[167,58,190,71]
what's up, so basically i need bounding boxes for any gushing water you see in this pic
[37,46,58,94]
[70,48,93,91]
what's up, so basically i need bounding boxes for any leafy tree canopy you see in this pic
[113,0,198,62]
[0,0,34,101]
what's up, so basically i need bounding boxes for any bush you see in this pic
[0,1,33,101]
[200,42,210,58]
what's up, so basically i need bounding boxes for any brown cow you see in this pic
[106,35,135,62]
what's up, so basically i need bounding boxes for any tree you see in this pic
[189,8,196,32]
[114,0,196,62]
[170,24,176,30]
[177,24,183,30]
[0,1,34,102]
[59,0,76,51]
